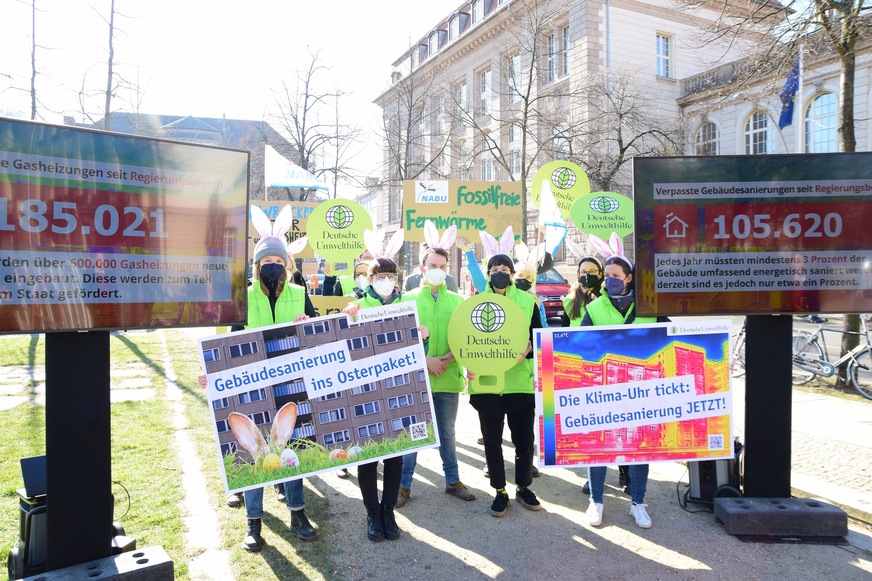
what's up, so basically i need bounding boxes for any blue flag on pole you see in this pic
[778,61,800,129]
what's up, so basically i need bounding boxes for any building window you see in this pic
[350,383,378,395]
[391,415,418,431]
[384,373,411,388]
[562,25,570,76]
[249,411,270,426]
[353,401,381,416]
[322,430,351,446]
[220,442,237,455]
[317,391,342,401]
[479,68,492,116]
[509,122,521,144]
[508,53,521,104]
[303,320,330,336]
[212,398,229,410]
[695,122,719,156]
[472,0,483,23]
[357,422,385,438]
[388,394,414,409]
[805,92,837,153]
[416,369,426,382]
[216,419,230,433]
[744,110,770,155]
[457,81,468,112]
[429,31,439,57]
[347,336,369,351]
[435,97,446,136]
[508,151,521,178]
[420,391,430,404]
[203,348,220,362]
[481,156,494,180]
[237,388,267,405]
[656,33,671,78]
[318,408,346,424]
[229,341,258,358]
[449,15,460,40]
[547,33,557,82]
[376,330,404,345]
[553,123,568,159]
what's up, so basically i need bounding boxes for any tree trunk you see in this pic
[103,0,115,130]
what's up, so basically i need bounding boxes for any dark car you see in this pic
[535,268,570,322]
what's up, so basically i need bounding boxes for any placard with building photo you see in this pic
[199,301,438,494]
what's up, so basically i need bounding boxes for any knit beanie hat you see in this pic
[254,234,289,264]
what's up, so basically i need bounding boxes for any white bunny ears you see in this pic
[363,227,404,261]
[479,226,514,260]
[514,240,546,271]
[423,220,456,251]
[565,238,604,271]
[251,205,309,263]
[586,232,632,269]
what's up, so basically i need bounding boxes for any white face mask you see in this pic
[355,274,369,290]
[372,278,395,297]
[424,268,447,287]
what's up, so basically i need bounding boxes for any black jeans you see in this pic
[472,393,535,490]
[357,456,403,513]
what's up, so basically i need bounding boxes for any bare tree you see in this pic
[684,0,871,379]
[569,69,684,193]
[319,92,363,199]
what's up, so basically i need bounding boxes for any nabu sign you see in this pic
[415,181,449,203]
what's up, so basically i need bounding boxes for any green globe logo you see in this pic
[326,205,354,229]
[470,302,506,333]
[589,196,620,214]
[550,167,577,190]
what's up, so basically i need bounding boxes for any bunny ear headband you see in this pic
[479,226,514,260]
[252,205,295,263]
[565,238,604,272]
[363,227,404,261]
[423,220,457,251]
[586,232,632,269]
[514,240,546,270]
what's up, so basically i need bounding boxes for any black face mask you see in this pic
[490,272,511,290]
[514,279,532,292]
[579,274,601,289]
[260,263,285,293]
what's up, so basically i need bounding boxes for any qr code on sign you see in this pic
[409,422,428,441]
[708,434,725,451]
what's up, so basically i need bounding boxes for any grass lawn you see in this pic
[0,330,340,580]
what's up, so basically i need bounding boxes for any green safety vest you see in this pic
[562,295,586,327]
[246,283,306,329]
[405,285,465,393]
[585,293,657,326]
[338,275,355,296]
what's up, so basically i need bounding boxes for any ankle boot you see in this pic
[381,503,400,541]
[619,465,631,494]
[242,518,262,552]
[367,511,385,542]
[290,509,317,542]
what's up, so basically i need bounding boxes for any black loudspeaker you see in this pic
[687,439,743,504]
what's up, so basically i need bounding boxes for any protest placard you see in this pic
[199,301,438,493]
[535,320,733,467]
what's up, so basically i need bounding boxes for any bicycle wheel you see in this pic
[730,333,746,377]
[849,350,872,400]
[791,332,823,385]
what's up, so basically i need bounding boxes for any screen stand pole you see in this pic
[45,331,113,570]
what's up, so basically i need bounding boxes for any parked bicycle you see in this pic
[729,318,746,378]
[791,314,872,400]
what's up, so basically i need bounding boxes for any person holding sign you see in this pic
[396,222,476,508]
[470,227,544,518]
[236,205,320,551]
[580,233,667,529]
[343,228,429,542]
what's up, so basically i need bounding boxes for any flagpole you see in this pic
[796,43,803,154]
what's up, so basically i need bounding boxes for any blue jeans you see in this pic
[588,465,649,505]
[401,392,460,489]
[244,479,305,519]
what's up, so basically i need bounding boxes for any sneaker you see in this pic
[226,493,243,508]
[477,437,485,445]
[582,481,590,495]
[515,487,541,511]
[274,483,285,502]
[586,502,604,527]
[490,490,510,517]
[445,482,476,501]
[337,468,350,479]
[629,503,652,528]
[395,486,411,508]
[532,465,540,478]
[482,464,489,478]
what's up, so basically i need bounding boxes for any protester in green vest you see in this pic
[236,205,320,551]
[469,227,543,518]
[396,222,475,508]
[562,255,603,327]
[581,237,667,530]
[329,260,370,298]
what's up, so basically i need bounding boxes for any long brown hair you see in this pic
[566,257,602,321]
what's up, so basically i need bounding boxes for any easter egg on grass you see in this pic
[280,449,300,468]
[329,449,347,462]
[262,453,281,471]
[346,446,364,459]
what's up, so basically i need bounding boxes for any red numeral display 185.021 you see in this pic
[0,198,168,238]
